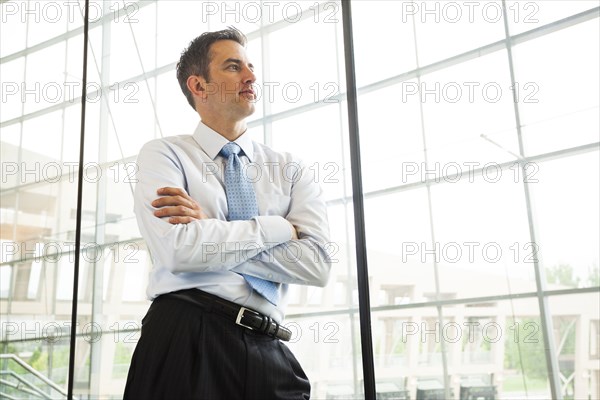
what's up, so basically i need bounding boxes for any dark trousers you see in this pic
[123,291,310,400]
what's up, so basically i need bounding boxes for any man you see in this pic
[123,27,331,400]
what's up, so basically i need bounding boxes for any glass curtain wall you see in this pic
[351,1,599,399]
[1,1,363,398]
[1,1,599,400]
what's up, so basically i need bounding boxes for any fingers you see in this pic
[166,216,197,224]
[154,204,206,222]
[152,187,207,223]
[290,223,299,240]
[157,187,189,197]
[153,205,193,218]
[154,187,197,207]
[152,195,197,210]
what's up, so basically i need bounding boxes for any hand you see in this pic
[290,222,299,240]
[152,187,208,224]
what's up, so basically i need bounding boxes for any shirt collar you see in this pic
[192,121,255,162]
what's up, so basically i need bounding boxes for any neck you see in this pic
[200,117,247,142]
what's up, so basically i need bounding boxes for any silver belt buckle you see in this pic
[235,307,260,330]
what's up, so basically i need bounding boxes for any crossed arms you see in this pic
[133,138,332,287]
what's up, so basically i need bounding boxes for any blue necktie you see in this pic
[220,142,279,305]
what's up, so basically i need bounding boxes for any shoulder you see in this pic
[137,135,197,168]
[138,135,197,158]
[139,135,195,153]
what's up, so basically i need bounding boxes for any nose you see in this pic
[243,65,256,84]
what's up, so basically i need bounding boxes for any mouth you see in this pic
[239,88,256,100]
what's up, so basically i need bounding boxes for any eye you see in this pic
[227,64,240,71]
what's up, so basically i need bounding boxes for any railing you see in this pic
[0,354,68,400]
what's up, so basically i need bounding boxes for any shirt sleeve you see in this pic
[231,160,332,287]
[133,139,292,273]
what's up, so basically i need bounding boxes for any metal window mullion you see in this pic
[331,9,362,396]
[410,11,451,400]
[5,0,34,325]
[88,1,113,394]
[340,1,376,399]
[284,285,600,320]
[67,0,90,397]
[501,1,562,399]
[259,15,272,146]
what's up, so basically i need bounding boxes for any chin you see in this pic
[244,104,256,117]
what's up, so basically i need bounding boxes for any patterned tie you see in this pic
[220,142,279,305]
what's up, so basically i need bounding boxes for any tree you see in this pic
[504,318,547,380]
[546,264,580,287]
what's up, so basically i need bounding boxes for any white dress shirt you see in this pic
[133,122,331,323]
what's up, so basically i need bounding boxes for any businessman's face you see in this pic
[202,40,256,121]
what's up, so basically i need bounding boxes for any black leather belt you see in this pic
[163,289,292,341]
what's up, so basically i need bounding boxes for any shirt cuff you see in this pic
[254,215,292,245]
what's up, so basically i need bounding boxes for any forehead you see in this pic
[209,40,250,64]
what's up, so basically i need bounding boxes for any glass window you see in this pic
[357,81,425,192]
[506,0,597,35]
[413,0,506,66]
[513,19,600,156]
[268,16,341,114]
[421,50,519,167]
[285,313,362,399]
[23,42,66,115]
[364,188,437,306]
[0,2,27,58]
[430,168,537,296]
[549,292,600,399]
[0,57,26,122]
[351,1,417,88]
[529,152,600,288]
[271,104,346,202]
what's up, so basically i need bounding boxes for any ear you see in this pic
[187,75,207,100]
